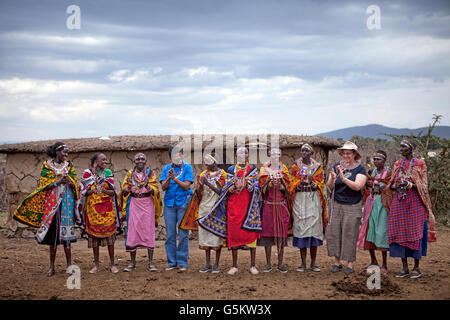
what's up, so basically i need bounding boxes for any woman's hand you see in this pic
[330,171,337,181]
[326,171,337,189]
[168,168,175,180]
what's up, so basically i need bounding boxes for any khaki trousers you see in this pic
[326,201,362,262]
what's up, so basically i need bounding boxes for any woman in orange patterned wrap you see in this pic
[77,153,122,274]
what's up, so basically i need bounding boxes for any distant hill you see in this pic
[317,124,450,140]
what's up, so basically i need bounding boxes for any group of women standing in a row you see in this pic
[13,139,436,279]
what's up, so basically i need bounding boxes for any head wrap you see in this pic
[134,153,147,161]
[401,139,416,151]
[301,143,314,153]
[55,144,68,151]
[270,148,281,157]
[236,147,248,155]
[204,153,217,165]
[373,152,386,160]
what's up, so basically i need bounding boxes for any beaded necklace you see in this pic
[132,167,151,187]
[394,158,416,182]
[205,168,222,183]
[296,158,317,178]
[234,163,250,185]
[394,158,417,200]
[369,167,389,195]
[48,160,69,176]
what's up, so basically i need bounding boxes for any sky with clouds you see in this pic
[0,0,449,142]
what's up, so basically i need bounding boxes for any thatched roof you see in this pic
[0,134,340,153]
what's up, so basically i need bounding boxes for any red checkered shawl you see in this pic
[385,158,436,243]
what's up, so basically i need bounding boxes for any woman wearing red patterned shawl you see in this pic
[14,142,78,277]
[386,139,437,279]
[227,147,261,276]
[77,153,122,274]
[258,148,291,273]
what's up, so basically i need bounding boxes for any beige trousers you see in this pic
[326,201,362,262]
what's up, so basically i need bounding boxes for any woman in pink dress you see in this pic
[121,153,162,272]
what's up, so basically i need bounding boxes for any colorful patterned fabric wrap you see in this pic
[258,163,291,249]
[76,169,122,238]
[357,167,391,250]
[14,161,79,229]
[388,188,427,251]
[385,158,436,243]
[121,168,162,226]
[180,169,227,230]
[289,160,327,232]
[198,164,262,238]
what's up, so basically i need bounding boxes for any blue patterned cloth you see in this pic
[198,165,262,238]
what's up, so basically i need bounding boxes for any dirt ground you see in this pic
[0,231,449,300]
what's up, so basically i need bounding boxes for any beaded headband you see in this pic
[204,154,217,164]
[301,143,314,152]
[55,144,67,151]
[400,139,415,150]
[373,152,386,160]
[270,148,281,156]
[134,153,146,161]
[236,147,248,155]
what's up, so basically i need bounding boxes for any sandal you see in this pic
[89,265,99,274]
[395,269,410,278]
[311,265,321,272]
[263,264,272,273]
[123,264,136,272]
[199,265,212,273]
[410,269,422,279]
[211,265,220,274]
[296,266,306,272]
[344,267,354,275]
[148,263,157,272]
[110,265,119,274]
[277,265,288,273]
[331,264,343,273]
[46,268,55,277]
